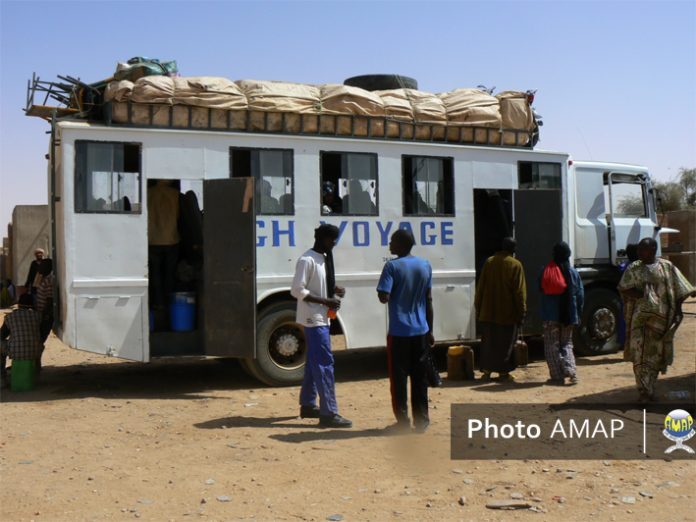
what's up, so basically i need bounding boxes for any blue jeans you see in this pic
[299,326,338,416]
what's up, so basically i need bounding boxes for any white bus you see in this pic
[29,81,664,385]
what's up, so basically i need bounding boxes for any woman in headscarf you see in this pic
[539,242,584,385]
[619,238,695,403]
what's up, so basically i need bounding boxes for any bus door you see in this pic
[202,178,256,357]
[605,172,653,265]
[72,141,148,361]
[514,162,563,334]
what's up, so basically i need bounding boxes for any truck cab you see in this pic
[570,161,662,354]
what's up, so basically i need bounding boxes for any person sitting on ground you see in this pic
[1,293,42,385]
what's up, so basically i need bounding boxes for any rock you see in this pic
[425,501,433,508]
[200,498,207,504]
[610,488,620,494]
[486,500,532,510]
[326,515,344,522]
[552,496,566,504]
[373,489,381,494]
[542,468,550,472]
[451,468,464,474]
[205,479,215,485]
[510,492,524,499]
[463,479,474,485]
[216,496,231,502]
[639,491,653,498]
[458,496,467,506]
[340,496,352,500]
[656,481,679,488]
[602,460,611,466]
[621,496,636,504]
[485,486,497,492]
[137,499,154,505]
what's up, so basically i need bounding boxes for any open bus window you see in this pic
[230,148,293,215]
[403,156,454,216]
[75,141,142,213]
[603,174,647,217]
[320,152,378,216]
[518,162,562,189]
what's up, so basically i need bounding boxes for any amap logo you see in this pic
[663,409,694,454]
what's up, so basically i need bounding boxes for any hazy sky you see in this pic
[1,0,695,229]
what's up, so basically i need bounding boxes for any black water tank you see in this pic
[344,74,418,91]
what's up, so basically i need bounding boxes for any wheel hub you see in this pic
[275,333,300,357]
[591,308,616,340]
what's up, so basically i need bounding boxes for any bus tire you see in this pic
[574,287,622,356]
[244,302,306,386]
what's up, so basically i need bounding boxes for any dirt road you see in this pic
[1,303,695,521]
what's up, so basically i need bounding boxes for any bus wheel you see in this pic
[244,302,306,386]
[574,287,622,356]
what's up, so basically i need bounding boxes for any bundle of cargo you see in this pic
[103,77,538,147]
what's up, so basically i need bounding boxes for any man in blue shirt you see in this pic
[376,229,434,432]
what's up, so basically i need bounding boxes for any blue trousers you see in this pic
[299,326,338,416]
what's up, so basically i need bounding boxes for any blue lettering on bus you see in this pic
[257,220,454,247]
[353,221,369,247]
[272,220,295,247]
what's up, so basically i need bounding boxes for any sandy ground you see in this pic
[1,303,695,522]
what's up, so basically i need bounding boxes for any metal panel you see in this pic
[203,178,256,357]
[514,189,563,334]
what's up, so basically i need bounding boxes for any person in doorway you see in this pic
[148,180,180,329]
[377,229,434,433]
[539,242,584,385]
[1,294,42,386]
[290,224,351,429]
[475,237,527,381]
[24,248,45,298]
[618,237,695,403]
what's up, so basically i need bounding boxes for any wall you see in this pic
[11,205,49,288]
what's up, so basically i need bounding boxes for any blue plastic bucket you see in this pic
[170,292,195,331]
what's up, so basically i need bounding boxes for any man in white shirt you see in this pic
[290,224,352,429]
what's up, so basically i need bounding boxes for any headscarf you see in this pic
[553,242,573,325]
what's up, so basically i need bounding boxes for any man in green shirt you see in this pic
[475,237,527,381]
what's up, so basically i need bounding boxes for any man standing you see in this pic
[377,229,434,433]
[23,248,45,297]
[290,224,352,429]
[618,237,695,403]
[475,237,527,381]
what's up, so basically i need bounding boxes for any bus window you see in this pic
[402,156,454,216]
[603,174,647,217]
[230,148,294,215]
[75,141,142,213]
[518,161,562,189]
[320,152,378,216]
